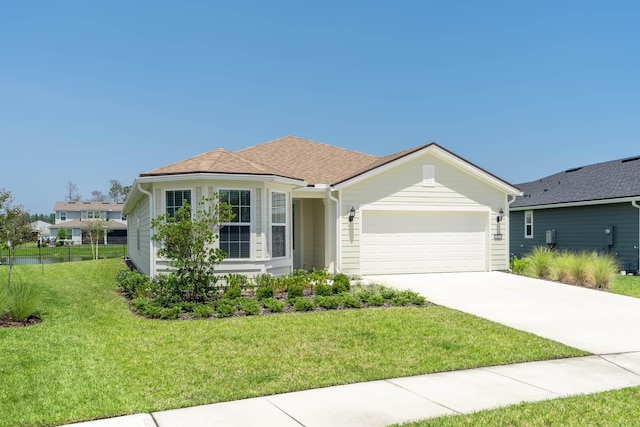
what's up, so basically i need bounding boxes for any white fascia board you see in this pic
[510,196,640,211]
[135,173,306,187]
[293,186,332,199]
[360,204,491,213]
[334,145,521,196]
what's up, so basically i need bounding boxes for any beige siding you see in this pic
[299,198,326,271]
[340,153,509,274]
[127,199,151,275]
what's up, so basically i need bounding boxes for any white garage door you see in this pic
[360,210,487,274]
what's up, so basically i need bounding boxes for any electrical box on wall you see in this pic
[604,226,614,246]
[545,229,556,245]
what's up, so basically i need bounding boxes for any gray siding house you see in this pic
[510,156,640,273]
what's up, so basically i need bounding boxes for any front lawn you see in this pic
[396,386,640,426]
[609,274,640,298]
[0,259,584,427]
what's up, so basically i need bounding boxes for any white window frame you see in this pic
[165,189,192,217]
[60,211,67,221]
[219,188,252,259]
[524,210,533,239]
[271,191,287,258]
[87,211,101,220]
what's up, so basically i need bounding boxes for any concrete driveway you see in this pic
[364,272,640,355]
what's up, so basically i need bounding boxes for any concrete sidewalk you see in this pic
[63,273,640,427]
[65,353,640,427]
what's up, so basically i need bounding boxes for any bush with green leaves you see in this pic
[527,246,554,279]
[355,289,386,306]
[261,297,284,313]
[116,269,155,299]
[192,304,214,319]
[150,196,233,303]
[339,292,362,308]
[132,298,182,319]
[510,255,529,275]
[224,284,242,299]
[215,299,237,318]
[287,283,306,300]
[314,295,343,310]
[255,284,274,300]
[314,283,333,296]
[238,297,261,315]
[332,273,351,294]
[292,297,315,312]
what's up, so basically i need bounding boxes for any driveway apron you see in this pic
[364,272,640,354]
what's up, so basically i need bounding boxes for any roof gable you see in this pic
[511,155,640,208]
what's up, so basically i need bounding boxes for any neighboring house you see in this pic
[510,156,640,273]
[123,136,521,277]
[30,220,51,239]
[49,201,128,245]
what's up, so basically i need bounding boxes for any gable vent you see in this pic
[565,167,582,173]
[621,156,640,163]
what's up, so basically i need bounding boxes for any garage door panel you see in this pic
[361,211,487,274]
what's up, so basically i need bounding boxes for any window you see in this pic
[166,190,191,217]
[60,212,67,221]
[271,192,286,258]
[219,189,251,258]
[87,211,101,219]
[524,210,533,239]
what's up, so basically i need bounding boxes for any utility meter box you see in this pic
[546,229,556,245]
[604,226,614,246]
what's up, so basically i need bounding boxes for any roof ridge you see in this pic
[237,135,380,159]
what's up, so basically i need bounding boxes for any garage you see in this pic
[360,210,488,274]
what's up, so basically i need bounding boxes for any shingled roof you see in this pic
[511,155,640,208]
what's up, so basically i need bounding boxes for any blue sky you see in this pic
[1,1,638,214]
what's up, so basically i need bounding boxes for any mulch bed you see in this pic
[0,315,42,328]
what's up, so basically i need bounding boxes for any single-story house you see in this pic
[49,201,128,245]
[30,220,51,239]
[510,155,640,273]
[123,136,521,277]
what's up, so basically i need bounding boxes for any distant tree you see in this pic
[0,189,35,288]
[66,181,82,202]
[121,185,131,201]
[29,213,54,223]
[56,228,69,242]
[90,190,107,202]
[82,220,107,260]
[108,180,125,202]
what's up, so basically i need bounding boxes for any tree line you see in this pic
[65,179,131,203]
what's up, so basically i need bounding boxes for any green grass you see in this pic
[4,243,127,259]
[395,386,640,426]
[0,259,585,427]
[609,274,640,298]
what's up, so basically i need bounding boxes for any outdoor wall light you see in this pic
[348,206,356,222]
[496,208,504,223]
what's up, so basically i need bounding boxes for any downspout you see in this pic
[137,183,155,276]
[327,187,341,273]
[633,200,640,273]
[506,194,520,272]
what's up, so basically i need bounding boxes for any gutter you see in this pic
[633,200,640,273]
[137,183,155,276]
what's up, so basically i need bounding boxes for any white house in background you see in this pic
[123,136,521,277]
[30,220,51,238]
[49,201,128,244]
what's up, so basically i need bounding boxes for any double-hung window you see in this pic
[524,210,533,239]
[60,212,67,221]
[219,189,251,259]
[166,190,191,217]
[271,192,286,258]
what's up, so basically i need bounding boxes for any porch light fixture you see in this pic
[348,206,356,222]
[496,208,504,223]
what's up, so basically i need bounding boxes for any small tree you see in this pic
[0,189,36,289]
[151,196,233,302]
[82,220,107,260]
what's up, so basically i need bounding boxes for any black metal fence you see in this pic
[0,244,128,265]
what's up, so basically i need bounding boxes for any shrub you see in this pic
[315,295,343,310]
[527,247,553,279]
[192,304,213,319]
[315,283,333,296]
[590,254,619,289]
[238,297,261,315]
[332,273,351,294]
[4,279,41,322]
[568,252,591,286]
[159,306,182,320]
[358,290,385,306]
[215,300,237,318]
[287,283,306,300]
[224,284,242,299]
[255,284,274,301]
[132,298,163,318]
[261,298,284,313]
[292,297,315,311]
[116,269,155,299]
[339,293,362,308]
[310,268,330,285]
[510,255,529,275]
